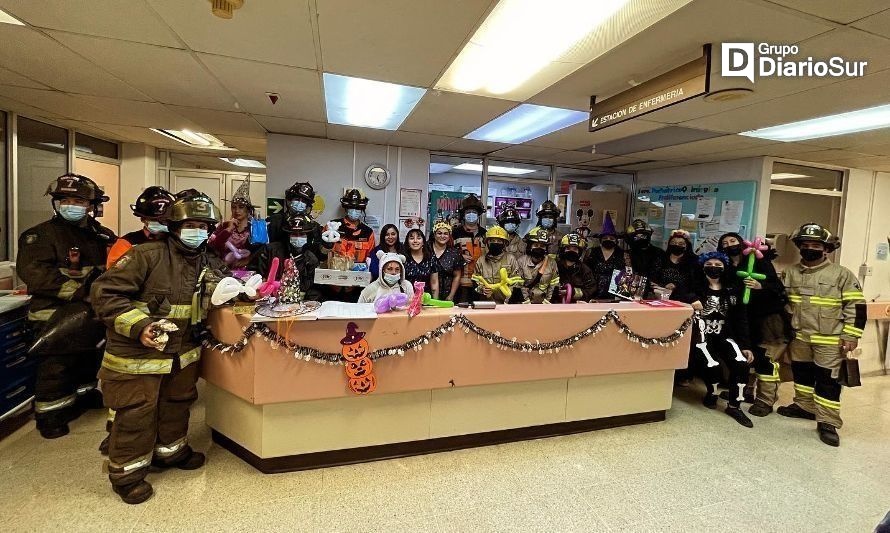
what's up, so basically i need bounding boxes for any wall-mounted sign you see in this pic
[589,44,711,132]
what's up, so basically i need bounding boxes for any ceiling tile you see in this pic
[326,124,394,146]
[530,0,833,110]
[387,131,458,151]
[490,145,563,160]
[70,95,201,129]
[316,0,492,86]
[789,149,874,163]
[147,0,317,69]
[90,123,200,150]
[198,54,325,122]
[215,135,267,156]
[53,32,237,110]
[166,106,265,138]
[857,143,890,156]
[818,155,890,168]
[0,93,64,119]
[0,66,50,89]
[592,155,648,167]
[0,25,148,99]
[766,0,889,24]
[796,128,890,150]
[621,134,769,160]
[547,151,607,164]
[617,160,689,171]
[527,120,665,150]
[440,138,510,155]
[0,86,101,122]
[254,116,327,137]
[853,8,890,38]
[400,91,517,138]
[0,0,182,47]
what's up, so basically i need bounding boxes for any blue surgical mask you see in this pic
[290,200,307,214]
[347,209,362,221]
[383,272,401,286]
[540,218,554,229]
[504,222,518,233]
[179,228,208,248]
[290,236,308,249]
[464,212,479,224]
[146,221,168,234]
[59,205,87,222]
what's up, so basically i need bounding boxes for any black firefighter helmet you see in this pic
[497,205,521,227]
[536,200,560,220]
[340,188,369,210]
[458,194,485,219]
[130,186,174,219]
[791,222,840,252]
[46,173,109,205]
[286,181,315,204]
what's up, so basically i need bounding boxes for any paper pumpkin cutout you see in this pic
[348,375,377,395]
[340,321,378,394]
[345,357,373,379]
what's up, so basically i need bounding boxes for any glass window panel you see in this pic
[487,160,551,235]
[0,111,6,260]
[75,132,118,159]
[771,162,843,191]
[16,117,68,238]
[428,155,483,225]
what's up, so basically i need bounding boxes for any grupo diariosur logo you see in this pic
[721,43,867,83]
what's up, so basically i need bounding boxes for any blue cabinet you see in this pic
[0,302,34,423]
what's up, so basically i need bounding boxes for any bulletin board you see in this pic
[634,181,757,253]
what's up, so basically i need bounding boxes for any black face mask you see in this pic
[487,243,505,256]
[723,244,742,257]
[704,266,724,280]
[561,250,580,263]
[528,247,547,260]
[631,238,650,249]
[800,248,824,262]
[668,245,687,256]
[601,240,617,250]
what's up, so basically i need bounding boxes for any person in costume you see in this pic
[518,226,559,304]
[584,212,628,299]
[533,200,563,255]
[496,204,524,259]
[368,224,402,282]
[17,173,116,439]
[650,229,698,300]
[250,213,322,302]
[452,194,486,303]
[107,186,174,268]
[208,180,259,268]
[474,226,523,303]
[624,218,665,279]
[266,181,322,250]
[358,251,414,303]
[91,191,228,504]
[685,251,755,428]
[554,232,597,303]
[717,232,789,417]
[325,188,376,302]
[430,221,464,301]
[403,228,439,296]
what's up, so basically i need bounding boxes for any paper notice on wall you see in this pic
[651,225,665,243]
[877,242,889,261]
[695,196,716,221]
[699,219,722,238]
[664,202,682,230]
[633,202,649,221]
[364,214,382,235]
[648,205,664,221]
[719,201,743,232]
[679,215,698,233]
[694,235,720,255]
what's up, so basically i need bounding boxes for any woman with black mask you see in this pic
[717,232,789,417]
[650,229,697,300]
[585,213,627,299]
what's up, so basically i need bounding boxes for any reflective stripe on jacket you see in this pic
[783,260,865,342]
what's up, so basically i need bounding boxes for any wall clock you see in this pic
[364,164,390,190]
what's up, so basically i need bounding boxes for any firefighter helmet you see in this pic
[168,191,221,225]
[130,186,174,219]
[626,218,653,236]
[485,225,509,243]
[560,232,586,250]
[458,194,485,218]
[283,213,314,234]
[791,223,839,251]
[340,188,369,209]
[496,205,521,226]
[524,226,550,244]
[46,173,109,204]
[536,200,560,219]
[286,181,315,204]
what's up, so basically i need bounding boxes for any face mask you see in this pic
[59,205,87,222]
[464,212,479,224]
[146,221,168,234]
[601,240,616,250]
[290,200,308,214]
[179,228,208,248]
[540,218,554,229]
[668,245,687,256]
[529,247,547,260]
[383,272,401,286]
[346,209,362,221]
[631,237,650,249]
[487,243,505,256]
[504,222,518,234]
[290,236,308,249]
[561,250,580,263]
[800,248,824,262]
[723,244,742,256]
[704,266,724,279]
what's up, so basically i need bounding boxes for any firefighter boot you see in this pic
[749,401,774,417]
[818,423,840,447]
[152,447,206,471]
[777,403,816,420]
[113,480,154,505]
[98,435,109,455]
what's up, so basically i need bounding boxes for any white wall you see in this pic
[636,157,770,234]
[766,189,840,237]
[267,134,429,230]
[119,143,159,235]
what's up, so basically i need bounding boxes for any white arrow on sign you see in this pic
[268,199,284,214]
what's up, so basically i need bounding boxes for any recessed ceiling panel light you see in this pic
[323,73,426,130]
[0,9,25,25]
[220,158,266,168]
[453,163,535,175]
[741,103,890,142]
[436,0,691,100]
[465,104,587,144]
[150,129,235,150]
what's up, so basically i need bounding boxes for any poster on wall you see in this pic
[428,190,469,226]
[399,188,422,218]
[664,202,682,230]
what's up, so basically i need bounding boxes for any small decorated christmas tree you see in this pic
[277,258,302,305]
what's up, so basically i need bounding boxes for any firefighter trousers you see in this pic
[788,339,843,428]
[691,334,750,407]
[34,349,102,430]
[98,358,199,488]
[752,345,782,407]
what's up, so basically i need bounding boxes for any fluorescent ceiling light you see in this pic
[741,103,890,142]
[454,163,535,175]
[220,158,266,168]
[0,9,25,25]
[323,73,426,130]
[429,163,455,174]
[771,173,810,180]
[465,104,587,144]
[150,129,234,150]
[436,0,691,100]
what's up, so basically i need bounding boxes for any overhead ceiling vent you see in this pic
[591,126,725,156]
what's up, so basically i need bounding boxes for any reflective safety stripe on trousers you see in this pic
[815,395,841,411]
[109,452,153,473]
[34,394,77,413]
[101,347,202,375]
[154,436,187,458]
[756,361,781,383]
[794,384,815,396]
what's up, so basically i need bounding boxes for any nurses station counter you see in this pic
[200,302,693,473]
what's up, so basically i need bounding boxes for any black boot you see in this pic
[726,406,754,428]
[777,403,816,420]
[818,423,840,447]
[719,388,755,404]
[98,435,110,455]
[152,447,206,471]
[38,423,70,439]
[748,401,773,417]
[702,394,718,409]
[113,480,153,505]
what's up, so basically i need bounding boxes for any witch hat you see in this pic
[340,322,366,345]
[600,212,617,237]
[229,176,258,209]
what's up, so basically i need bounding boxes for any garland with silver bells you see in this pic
[201,310,694,366]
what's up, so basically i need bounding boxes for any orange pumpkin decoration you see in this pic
[345,357,373,379]
[341,338,370,362]
[348,374,377,395]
